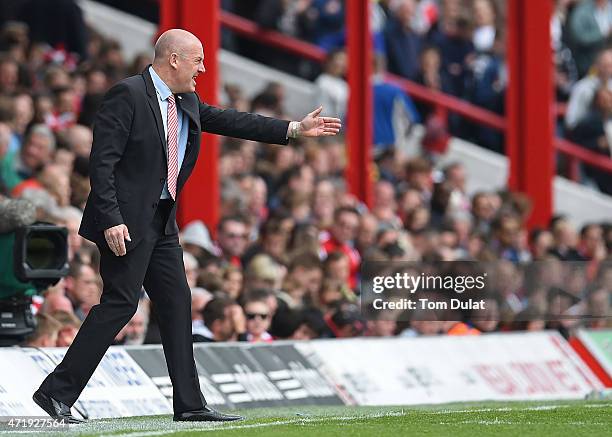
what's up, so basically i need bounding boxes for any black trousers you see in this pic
[38,199,206,414]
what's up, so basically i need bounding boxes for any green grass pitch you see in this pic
[2,400,611,436]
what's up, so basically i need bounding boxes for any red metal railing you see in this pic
[218,10,612,181]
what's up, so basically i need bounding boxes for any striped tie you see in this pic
[166,94,179,200]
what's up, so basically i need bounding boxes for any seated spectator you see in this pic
[12,163,71,206]
[309,0,346,49]
[22,313,61,347]
[0,56,19,95]
[463,30,506,152]
[45,85,76,131]
[529,228,555,260]
[1,124,55,190]
[490,214,531,263]
[415,46,453,119]
[471,0,498,54]
[12,92,34,145]
[366,319,397,337]
[242,295,273,342]
[566,49,612,132]
[51,310,81,347]
[511,306,547,331]
[191,288,213,335]
[384,0,423,81]
[426,0,474,97]
[283,252,324,307]
[194,297,246,342]
[355,213,380,257]
[549,215,587,261]
[570,86,612,193]
[221,265,243,301]
[242,217,290,266]
[215,215,249,267]
[372,180,403,228]
[115,301,149,346]
[54,206,84,261]
[470,296,501,333]
[183,251,199,289]
[320,207,361,288]
[40,290,74,315]
[568,0,612,77]
[373,55,420,152]
[443,162,471,215]
[311,178,336,229]
[180,220,217,263]
[471,191,498,234]
[65,124,93,158]
[325,301,366,338]
[270,307,330,340]
[245,254,286,293]
[400,308,442,336]
[64,260,101,320]
[404,157,434,203]
[579,223,606,262]
[314,49,348,120]
[318,278,352,312]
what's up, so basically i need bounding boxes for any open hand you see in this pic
[298,106,342,137]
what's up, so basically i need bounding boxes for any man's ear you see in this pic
[64,276,74,292]
[169,53,179,70]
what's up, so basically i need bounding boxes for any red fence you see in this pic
[219,10,612,181]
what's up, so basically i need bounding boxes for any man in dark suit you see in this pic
[33,28,341,423]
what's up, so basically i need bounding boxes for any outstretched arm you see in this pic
[199,102,342,143]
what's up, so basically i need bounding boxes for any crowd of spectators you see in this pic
[230,0,612,191]
[0,1,610,349]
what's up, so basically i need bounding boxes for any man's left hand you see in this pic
[297,106,342,137]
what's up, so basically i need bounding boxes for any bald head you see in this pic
[151,29,205,93]
[154,29,201,63]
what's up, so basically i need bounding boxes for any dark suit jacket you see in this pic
[79,67,290,251]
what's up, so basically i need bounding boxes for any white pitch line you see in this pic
[428,403,612,415]
[97,412,406,437]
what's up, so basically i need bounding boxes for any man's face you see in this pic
[244,301,271,337]
[333,211,359,244]
[0,61,18,92]
[56,325,78,347]
[68,265,101,306]
[0,123,10,159]
[218,221,248,258]
[125,312,147,343]
[22,133,53,170]
[213,306,235,341]
[171,41,205,93]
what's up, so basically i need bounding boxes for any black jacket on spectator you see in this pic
[569,110,612,194]
[18,0,88,60]
[384,16,422,81]
[79,66,290,250]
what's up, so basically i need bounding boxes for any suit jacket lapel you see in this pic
[142,66,168,159]
[175,93,201,131]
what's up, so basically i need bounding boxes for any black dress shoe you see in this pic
[173,406,244,422]
[32,389,85,424]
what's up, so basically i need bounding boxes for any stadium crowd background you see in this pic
[0,0,610,348]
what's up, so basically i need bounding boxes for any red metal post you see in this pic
[506,0,554,228]
[159,0,221,230]
[158,0,179,37]
[346,0,373,207]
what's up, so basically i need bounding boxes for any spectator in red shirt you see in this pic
[216,215,250,267]
[320,206,361,289]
